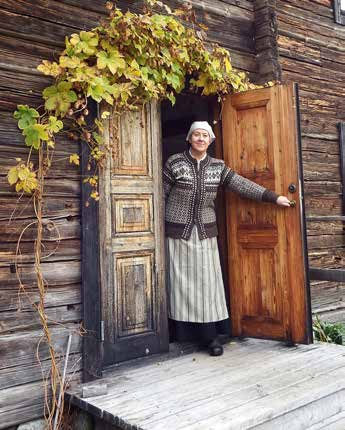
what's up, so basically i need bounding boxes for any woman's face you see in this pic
[189,129,211,154]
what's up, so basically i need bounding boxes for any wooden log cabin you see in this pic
[0,0,344,428]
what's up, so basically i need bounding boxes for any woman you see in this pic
[163,121,291,356]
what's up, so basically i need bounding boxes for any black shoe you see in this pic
[208,339,223,356]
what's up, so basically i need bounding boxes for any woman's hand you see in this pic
[276,196,291,207]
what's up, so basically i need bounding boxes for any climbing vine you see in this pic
[7,0,274,428]
[8,0,268,198]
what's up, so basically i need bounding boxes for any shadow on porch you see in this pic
[66,338,345,430]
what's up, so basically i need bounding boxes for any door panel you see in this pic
[99,102,168,365]
[222,83,312,344]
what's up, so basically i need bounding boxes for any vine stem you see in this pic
[34,146,64,429]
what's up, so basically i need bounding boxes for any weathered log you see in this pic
[308,248,345,268]
[0,283,81,312]
[0,196,80,221]
[0,217,80,243]
[311,281,345,313]
[307,234,345,250]
[0,323,82,369]
[304,195,342,216]
[0,238,81,265]
[1,0,104,28]
[0,260,81,287]
[0,372,81,428]
[0,352,82,390]
[304,181,342,194]
[0,303,81,334]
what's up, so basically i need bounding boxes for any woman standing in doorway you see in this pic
[163,121,291,356]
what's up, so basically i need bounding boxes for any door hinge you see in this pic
[100,320,105,342]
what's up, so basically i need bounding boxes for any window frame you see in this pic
[334,0,345,25]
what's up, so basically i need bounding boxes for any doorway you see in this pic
[160,93,231,344]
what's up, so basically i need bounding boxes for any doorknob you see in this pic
[289,200,296,207]
[288,183,297,193]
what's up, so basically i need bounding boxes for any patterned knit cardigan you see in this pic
[163,150,279,240]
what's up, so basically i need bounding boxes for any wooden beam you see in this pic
[306,216,345,222]
[253,0,282,83]
[309,268,345,283]
[338,122,345,218]
[81,101,103,382]
[334,0,345,25]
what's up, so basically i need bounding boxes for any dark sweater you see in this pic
[163,150,279,240]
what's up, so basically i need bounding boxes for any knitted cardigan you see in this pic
[163,150,279,240]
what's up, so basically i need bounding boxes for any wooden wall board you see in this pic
[274,0,345,322]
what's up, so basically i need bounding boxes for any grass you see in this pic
[313,314,345,345]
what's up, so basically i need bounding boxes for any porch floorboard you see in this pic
[66,338,345,430]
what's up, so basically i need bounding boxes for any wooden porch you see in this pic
[66,338,345,430]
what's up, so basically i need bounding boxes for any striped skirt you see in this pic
[165,226,229,323]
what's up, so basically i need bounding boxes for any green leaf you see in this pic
[87,84,104,103]
[166,92,176,105]
[43,81,78,116]
[94,118,104,133]
[48,116,63,133]
[23,124,49,149]
[14,105,39,130]
[96,50,126,74]
[166,73,183,91]
[92,131,103,145]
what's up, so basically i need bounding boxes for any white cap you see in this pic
[186,121,216,142]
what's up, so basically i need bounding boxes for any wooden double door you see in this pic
[83,83,312,378]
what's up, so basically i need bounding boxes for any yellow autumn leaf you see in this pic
[15,182,23,192]
[101,111,110,119]
[69,154,80,166]
[90,191,99,200]
[7,167,18,185]
[37,60,62,77]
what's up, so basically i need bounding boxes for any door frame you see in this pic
[80,101,103,382]
[294,82,313,344]
[81,84,313,381]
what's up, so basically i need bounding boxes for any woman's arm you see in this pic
[221,164,280,204]
[163,159,176,200]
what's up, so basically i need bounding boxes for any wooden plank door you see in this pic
[99,101,169,365]
[222,83,312,344]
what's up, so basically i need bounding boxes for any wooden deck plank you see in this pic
[72,339,287,398]
[252,391,345,430]
[309,410,345,430]
[66,339,345,430]
[86,342,319,411]
[136,350,345,429]
[173,365,345,430]
[92,343,337,407]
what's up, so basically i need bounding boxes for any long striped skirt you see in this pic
[165,226,229,323]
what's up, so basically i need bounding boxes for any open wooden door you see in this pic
[222,83,312,344]
[99,101,169,366]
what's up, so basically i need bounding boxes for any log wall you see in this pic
[274,0,345,322]
[0,1,257,428]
